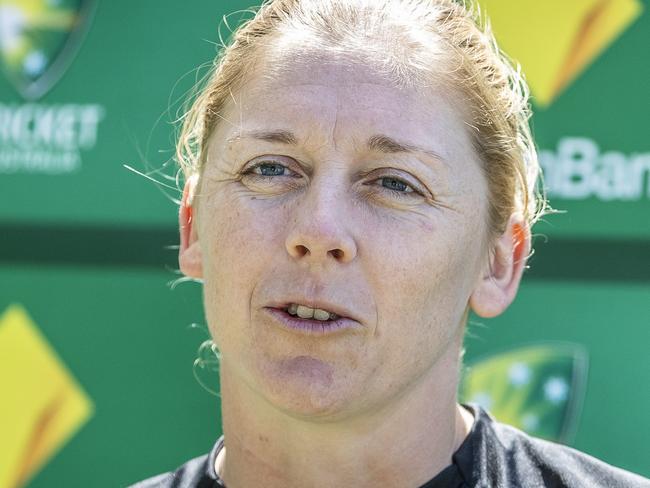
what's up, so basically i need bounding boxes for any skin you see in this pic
[179,49,529,487]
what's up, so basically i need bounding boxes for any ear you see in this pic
[178,174,203,279]
[469,214,531,318]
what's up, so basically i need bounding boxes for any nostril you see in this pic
[296,244,309,257]
[330,249,343,259]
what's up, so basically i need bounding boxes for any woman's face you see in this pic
[192,52,490,419]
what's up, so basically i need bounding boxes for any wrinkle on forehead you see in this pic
[206,45,482,185]
[242,43,471,131]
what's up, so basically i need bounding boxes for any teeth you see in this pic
[296,305,314,319]
[286,303,339,321]
[313,308,331,321]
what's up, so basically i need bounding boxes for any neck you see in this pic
[215,345,473,488]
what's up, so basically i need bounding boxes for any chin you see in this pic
[254,355,358,420]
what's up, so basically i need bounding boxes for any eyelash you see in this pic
[243,160,423,198]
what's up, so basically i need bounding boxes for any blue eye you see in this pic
[253,162,287,177]
[242,160,300,181]
[380,177,413,193]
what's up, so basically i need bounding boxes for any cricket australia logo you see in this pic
[0,0,95,100]
[0,0,104,174]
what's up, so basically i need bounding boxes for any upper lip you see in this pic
[266,298,361,323]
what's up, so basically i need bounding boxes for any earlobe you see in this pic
[179,174,203,279]
[469,215,530,318]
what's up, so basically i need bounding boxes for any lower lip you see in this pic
[264,307,361,335]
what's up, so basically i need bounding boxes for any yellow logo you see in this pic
[0,304,94,488]
[480,0,643,107]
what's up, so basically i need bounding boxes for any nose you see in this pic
[284,178,358,265]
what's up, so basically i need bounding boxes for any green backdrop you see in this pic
[1,1,648,486]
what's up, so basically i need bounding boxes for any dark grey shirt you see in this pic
[129,405,649,487]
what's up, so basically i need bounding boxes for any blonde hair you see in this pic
[176,0,547,235]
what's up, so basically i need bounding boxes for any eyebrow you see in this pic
[228,130,444,162]
[228,130,297,146]
[366,134,444,161]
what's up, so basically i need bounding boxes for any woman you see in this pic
[131,0,648,486]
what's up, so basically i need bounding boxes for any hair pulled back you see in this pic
[176,0,547,235]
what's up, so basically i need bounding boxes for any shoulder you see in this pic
[468,406,649,488]
[127,437,224,488]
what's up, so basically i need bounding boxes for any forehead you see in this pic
[209,49,475,166]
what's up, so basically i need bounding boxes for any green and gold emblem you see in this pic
[0,0,94,100]
[461,343,589,443]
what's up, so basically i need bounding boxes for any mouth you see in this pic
[264,304,362,336]
[285,302,341,321]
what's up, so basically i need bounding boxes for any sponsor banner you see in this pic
[0,266,216,488]
[0,2,648,487]
[483,0,649,238]
[466,281,650,478]
[0,0,245,226]
[0,103,104,173]
[0,1,107,174]
[540,138,650,202]
[534,137,650,239]
[0,0,648,237]
[3,269,648,486]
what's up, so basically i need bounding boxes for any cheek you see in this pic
[199,193,288,342]
[364,211,482,346]
[201,190,289,267]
